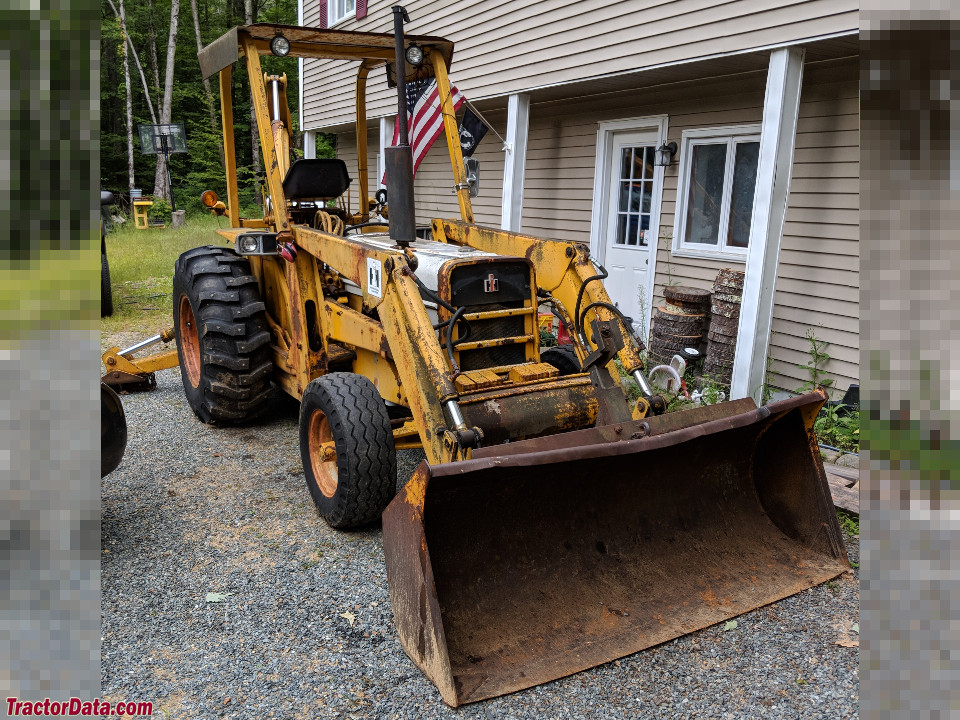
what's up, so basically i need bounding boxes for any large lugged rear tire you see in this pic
[300,373,397,529]
[173,245,273,425]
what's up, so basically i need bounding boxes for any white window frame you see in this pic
[328,0,356,27]
[671,124,761,262]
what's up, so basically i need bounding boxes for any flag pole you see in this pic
[462,97,507,147]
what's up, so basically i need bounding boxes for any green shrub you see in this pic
[539,327,558,347]
[815,405,860,452]
[148,197,172,224]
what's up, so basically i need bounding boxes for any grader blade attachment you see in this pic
[382,391,849,706]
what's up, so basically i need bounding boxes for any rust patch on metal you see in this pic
[458,376,598,444]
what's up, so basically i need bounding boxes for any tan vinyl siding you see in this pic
[770,57,859,395]
[334,114,507,227]
[516,57,859,394]
[333,53,859,396]
[302,0,856,130]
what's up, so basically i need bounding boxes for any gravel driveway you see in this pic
[101,364,859,719]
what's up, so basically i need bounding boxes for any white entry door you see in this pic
[599,130,663,338]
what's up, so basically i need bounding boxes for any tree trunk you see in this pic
[245,0,261,209]
[106,0,157,124]
[147,0,161,97]
[121,5,135,190]
[191,0,224,168]
[153,0,182,203]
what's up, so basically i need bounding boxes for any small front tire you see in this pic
[300,373,397,529]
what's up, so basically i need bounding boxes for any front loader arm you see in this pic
[378,262,462,465]
[432,220,647,376]
[294,226,471,464]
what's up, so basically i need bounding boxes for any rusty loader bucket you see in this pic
[382,391,849,706]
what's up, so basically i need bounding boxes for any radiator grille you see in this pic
[457,302,526,371]
[445,261,532,372]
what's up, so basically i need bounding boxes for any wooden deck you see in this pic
[824,461,859,515]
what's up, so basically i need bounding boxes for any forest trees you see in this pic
[100,0,328,215]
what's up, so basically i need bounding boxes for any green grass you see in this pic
[100,213,225,340]
[862,417,959,489]
[837,509,859,536]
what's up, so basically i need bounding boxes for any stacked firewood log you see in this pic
[648,286,711,364]
[704,268,745,384]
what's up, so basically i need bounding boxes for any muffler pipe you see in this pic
[387,5,416,247]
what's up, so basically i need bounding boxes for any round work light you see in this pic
[270,35,291,57]
[405,44,424,66]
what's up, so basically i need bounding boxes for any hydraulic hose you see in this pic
[574,263,609,339]
[410,272,471,375]
[578,300,647,356]
[445,306,468,377]
[412,272,456,313]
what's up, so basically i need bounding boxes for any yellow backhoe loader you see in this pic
[161,12,849,706]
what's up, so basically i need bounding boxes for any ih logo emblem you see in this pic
[483,273,499,293]
[366,258,383,299]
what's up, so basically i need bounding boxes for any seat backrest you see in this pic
[282,159,352,201]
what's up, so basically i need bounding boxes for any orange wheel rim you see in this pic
[178,295,201,389]
[308,409,338,498]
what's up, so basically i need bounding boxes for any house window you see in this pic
[328,0,356,25]
[673,126,761,260]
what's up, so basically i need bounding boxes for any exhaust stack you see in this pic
[386,5,416,247]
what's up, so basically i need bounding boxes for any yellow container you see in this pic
[133,200,156,229]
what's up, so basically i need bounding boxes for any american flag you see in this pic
[382,78,465,182]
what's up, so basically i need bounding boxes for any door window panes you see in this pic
[614,145,655,247]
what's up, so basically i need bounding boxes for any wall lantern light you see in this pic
[655,141,678,167]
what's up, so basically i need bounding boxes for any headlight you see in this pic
[405,44,424,66]
[235,233,279,255]
[270,35,290,57]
